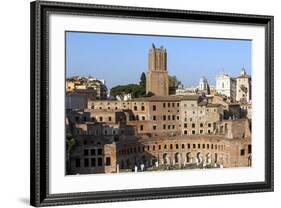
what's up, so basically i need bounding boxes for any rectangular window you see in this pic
[163,115,166,120]
[98,158,103,166]
[172,103,175,107]
[153,125,156,130]
[134,106,137,111]
[200,130,203,134]
[177,103,180,107]
[248,145,252,154]
[153,116,156,120]
[97,148,102,155]
[153,105,156,111]
[208,123,211,127]
[84,149,88,156]
[90,149,96,155]
[176,144,179,149]
[140,125,143,131]
[84,158,89,167]
[192,123,195,128]
[188,143,190,149]
[142,116,145,120]
[198,144,200,149]
[75,159,80,168]
[184,130,187,135]
[200,123,203,127]
[163,124,166,129]
[163,103,166,108]
[159,145,161,150]
[99,117,103,122]
[91,158,96,167]
[106,157,111,166]
[203,144,205,149]
[168,103,170,107]
[182,144,185,149]
[192,130,196,135]
[108,116,112,121]
[240,149,245,156]
[172,115,175,120]
[184,123,187,128]
[141,106,145,111]
[193,144,196,148]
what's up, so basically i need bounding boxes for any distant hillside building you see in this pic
[146,44,169,96]
[176,77,210,96]
[66,76,108,100]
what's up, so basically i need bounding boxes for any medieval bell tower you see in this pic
[146,44,169,96]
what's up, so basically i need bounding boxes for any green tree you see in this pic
[139,72,146,89]
[66,135,76,174]
[168,75,182,95]
[110,72,148,99]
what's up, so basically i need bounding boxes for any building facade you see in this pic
[66,95,251,174]
[216,72,237,101]
[236,68,251,103]
[67,106,252,174]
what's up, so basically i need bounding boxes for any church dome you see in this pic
[199,76,208,84]
[240,67,247,76]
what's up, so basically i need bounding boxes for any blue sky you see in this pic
[66,31,252,89]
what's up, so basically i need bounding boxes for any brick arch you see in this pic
[163,153,169,164]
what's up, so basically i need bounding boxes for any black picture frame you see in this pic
[30,0,274,207]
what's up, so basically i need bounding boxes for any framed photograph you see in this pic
[30,0,274,206]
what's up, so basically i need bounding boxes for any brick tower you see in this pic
[146,44,169,96]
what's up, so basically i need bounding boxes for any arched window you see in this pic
[163,153,168,164]
[126,159,131,169]
[175,153,180,163]
[186,152,191,163]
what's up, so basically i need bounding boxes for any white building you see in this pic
[216,72,236,101]
[176,77,210,96]
[236,68,251,103]
[198,76,210,94]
